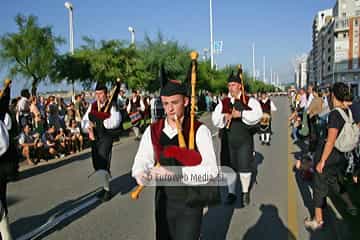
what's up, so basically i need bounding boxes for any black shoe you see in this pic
[101,190,112,202]
[243,192,250,206]
[260,141,265,145]
[224,193,237,205]
[266,142,271,146]
[134,136,141,141]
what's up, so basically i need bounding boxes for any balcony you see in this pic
[334,18,349,32]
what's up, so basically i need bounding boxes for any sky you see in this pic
[0,0,336,96]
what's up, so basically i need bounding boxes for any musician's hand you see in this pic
[224,113,232,124]
[149,166,175,180]
[134,171,150,186]
[88,127,95,141]
[353,176,358,184]
[232,109,241,119]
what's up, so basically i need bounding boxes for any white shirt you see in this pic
[261,98,278,112]
[131,118,219,185]
[212,93,263,129]
[306,93,314,109]
[81,105,122,133]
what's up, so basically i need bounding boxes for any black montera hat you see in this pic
[159,65,187,96]
[227,70,242,84]
[95,82,107,92]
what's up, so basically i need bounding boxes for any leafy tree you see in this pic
[0,14,64,95]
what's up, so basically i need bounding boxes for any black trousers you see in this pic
[0,176,7,216]
[155,189,203,240]
[229,144,254,173]
[91,136,113,171]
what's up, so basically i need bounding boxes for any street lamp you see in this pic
[209,0,214,69]
[128,26,135,45]
[64,1,75,98]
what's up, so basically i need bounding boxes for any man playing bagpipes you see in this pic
[131,52,218,240]
[212,66,263,206]
[0,80,18,240]
[259,91,277,146]
[127,90,145,141]
[81,82,122,202]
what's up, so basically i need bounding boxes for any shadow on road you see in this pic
[11,172,136,239]
[17,152,92,181]
[242,204,296,240]
[200,152,264,240]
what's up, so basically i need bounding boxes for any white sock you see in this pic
[227,174,237,194]
[134,127,140,137]
[96,170,110,191]
[0,210,13,240]
[265,133,270,142]
[260,134,265,142]
[239,173,252,193]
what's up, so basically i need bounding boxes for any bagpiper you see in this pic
[212,66,263,206]
[131,53,218,240]
[0,80,18,240]
[259,91,277,145]
[81,82,122,201]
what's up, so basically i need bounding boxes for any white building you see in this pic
[308,0,360,96]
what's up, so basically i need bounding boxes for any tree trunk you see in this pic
[31,84,37,96]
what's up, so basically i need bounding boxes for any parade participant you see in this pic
[212,66,263,206]
[127,90,145,141]
[259,91,277,145]
[131,53,218,240]
[81,82,121,202]
[0,80,17,240]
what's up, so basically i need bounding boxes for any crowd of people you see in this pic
[288,83,360,230]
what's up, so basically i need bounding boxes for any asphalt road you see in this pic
[6,97,351,240]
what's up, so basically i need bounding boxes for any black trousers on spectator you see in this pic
[155,188,203,240]
[313,142,347,208]
[308,116,319,153]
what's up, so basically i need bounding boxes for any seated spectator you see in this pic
[18,124,43,165]
[64,108,76,128]
[55,128,69,156]
[68,119,83,153]
[41,125,58,158]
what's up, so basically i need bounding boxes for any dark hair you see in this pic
[21,89,30,98]
[332,82,352,102]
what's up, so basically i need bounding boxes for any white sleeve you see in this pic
[271,101,277,112]
[81,105,91,133]
[212,101,226,129]
[4,113,12,130]
[242,98,263,126]
[140,99,145,112]
[131,126,155,177]
[182,125,219,185]
[127,101,131,113]
[103,106,122,129]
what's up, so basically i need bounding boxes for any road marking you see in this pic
[287,127,299,239]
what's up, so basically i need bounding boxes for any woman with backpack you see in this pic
[304,82,358,231]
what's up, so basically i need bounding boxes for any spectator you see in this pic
[305,82,357,230]
[41,125,58,158]
[16,89,31,128]
[68,119,83,153]
[46,96,62,130]
[55,128,69,156]
[64,108,76,128]
[74,94,83,122]
[18,124,43,165]
[38,96,46,119]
